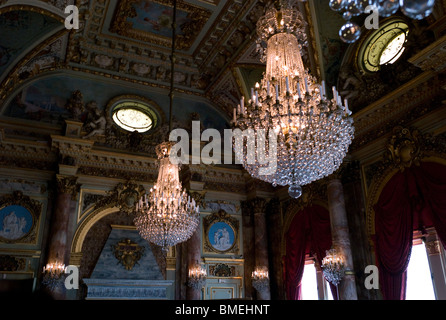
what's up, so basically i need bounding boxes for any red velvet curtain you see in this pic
[284,205,337,300]
[374,162,446,300]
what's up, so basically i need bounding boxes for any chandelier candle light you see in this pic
[134,0,200,251]
[233,0,354,199]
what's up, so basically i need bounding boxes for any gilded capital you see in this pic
[425,240,441,256]
[247,197,268,215]
[56,175,80,198]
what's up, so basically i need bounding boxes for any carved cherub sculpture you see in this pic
[83,101,106,139]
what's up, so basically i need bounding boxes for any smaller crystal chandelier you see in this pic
[251,266,270,292]
[330,0,436,43]
[134,142,200,252]
[321,248,345,286]
[42,262,66,290]
[187,262,207,290]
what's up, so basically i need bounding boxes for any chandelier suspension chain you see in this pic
[168,0,177,132]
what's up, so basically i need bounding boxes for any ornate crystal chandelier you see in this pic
[233,0,354,198]
[42,262,66,290]
[330,0,436,43]
[321,248,345,286]
[134,0,200,252]
[251,266,270,292]
[187,262,207,290]
[134,142,200,251]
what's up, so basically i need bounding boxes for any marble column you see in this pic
[241,201,255,299]
[425,229,446,300]
[266,198,284,300]
[44,175,79,299]
[186,227,202,300]
[252,197,271,300]
[327,178,358,300]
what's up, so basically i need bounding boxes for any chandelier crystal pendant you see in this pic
[233,0,355,199]
[134,0,200,252]
[330,0,436,43]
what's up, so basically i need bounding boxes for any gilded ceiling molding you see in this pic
[110,0,211,51]
[0,129,57,171]
[0,3,66,22]
[0,29,69,102]
[193,0,254,65]
[408,34,446,73]
[351,72,446,151]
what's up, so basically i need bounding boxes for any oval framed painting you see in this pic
[208,221,236,253]
[0,205,34,242]
[203,210,240,255]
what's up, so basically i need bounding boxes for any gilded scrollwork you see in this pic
[387,126,422,172]
[112,238,145,271]
[209,263,236,277]
[0,255,26,272]
[94,181,146,215]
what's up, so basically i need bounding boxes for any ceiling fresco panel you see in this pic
[0,10,61,81]
[109,0,212,51]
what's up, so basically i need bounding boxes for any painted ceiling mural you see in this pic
[0,10,61,78]
[0,0,439,138]
[2,73,229,131]
[110,0,211,51]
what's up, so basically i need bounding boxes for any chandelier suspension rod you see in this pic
[168,0,177,133]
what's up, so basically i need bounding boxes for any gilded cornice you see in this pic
[408,34,446,72]
[351,71,446,152]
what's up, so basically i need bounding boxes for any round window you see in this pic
[358,20,409,73]
[111,101,158,133]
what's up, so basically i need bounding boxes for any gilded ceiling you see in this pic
[0,0,444,132]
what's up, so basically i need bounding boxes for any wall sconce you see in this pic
[187,263,207,290]
[251,266,269,292]
[42,262,66,290]
[321,248,345,286]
